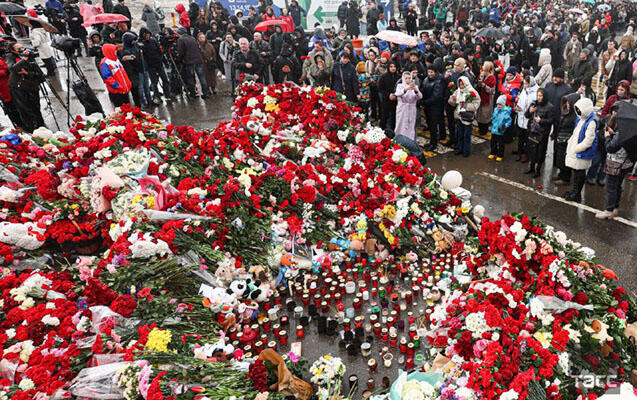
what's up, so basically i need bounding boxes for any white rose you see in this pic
[18,378,35,391]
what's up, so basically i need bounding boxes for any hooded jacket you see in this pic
[516,78,538,130]
[500,73,521,107]
[273,44,300,83]
[525,88,554,140]
[557,92,581,143]
[141,6,161,35]
[269,25,286,58]
[121,31,146,78]
[566,97,598,170]
[449,76,481,125]
[535,49,552,88]
[175,4,190,28]
[139,28,163,67]
[100,44,131,94]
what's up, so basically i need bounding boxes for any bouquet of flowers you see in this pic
[310,354,346,399]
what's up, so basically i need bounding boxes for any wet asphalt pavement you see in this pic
[7,53,634,295]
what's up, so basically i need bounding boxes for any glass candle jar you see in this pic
[296,325,305,339]
[373,323,382,336]
[262,318,271,332]
[382,353,393,368]
[389,333,398,347]
[368,358,377,372]
[361,342,372,356]
[279,330,288,345]
[399,338,408,353]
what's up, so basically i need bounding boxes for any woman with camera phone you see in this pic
[524,88,554,178]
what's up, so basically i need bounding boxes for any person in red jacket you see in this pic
[279,8,294,30]
[500,66,521,108]
[0,46,23,129]
[175,4,191,33]
[99,43,131,107]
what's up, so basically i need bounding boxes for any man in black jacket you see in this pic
[112,0,132,29]
[337,1,348,28]
[140,28,171,100]
[367,1,381,36]
[421,61,445,151]
[6,43,44,132]
[232,37,263,85]
[331,52,359,102]
[176,28,209,99]
[250,32,271,84]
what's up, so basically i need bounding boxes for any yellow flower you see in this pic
[145,196,156,209]
[70,204,79,210]
[381,205,396,219]
[533,331,552,348]
[146,328,172,352]
[264,103,280,112]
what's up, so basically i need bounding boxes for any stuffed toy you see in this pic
[624,321,637,346]
[227,278,270,302]
[430,227,454,253]
[586,319,613,357]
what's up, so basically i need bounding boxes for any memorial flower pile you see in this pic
[0,82,635,400]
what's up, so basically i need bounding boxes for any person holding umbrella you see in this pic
[595,105,634,219]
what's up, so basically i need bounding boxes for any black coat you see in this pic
[64,8,87,38]
[112,3,131,26]
[526,99,555,141]
[420,73,445,113]
[378,71,399,102]
[232,49,263,78]
[177,34,203,65]
[608,58,632,89]
[345,4,360,37]
[140,33,163,67]
[544,82,573,124]
[331,61,359,102]
[273,46,301,83]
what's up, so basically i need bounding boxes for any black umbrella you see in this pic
[0,2,26,15]
[475,27,505,39]
[14,16,59,33]
[615,100,637,162]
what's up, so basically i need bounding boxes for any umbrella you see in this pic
[79,3,104,21]
[615,100,637,161]
[254,19,293,33]
[375,30,418,47]
[0,2,26,15]
[474,26,505,39]
[81,13,129,27]
[580,0,595,4]
[568,7,586,13]
[597,3,612,9]
[13,16,59,33]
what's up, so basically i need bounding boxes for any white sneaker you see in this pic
[595,210,614,219]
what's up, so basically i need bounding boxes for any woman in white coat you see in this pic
[534,49,552,88]
[29,22,56,76]
[394,71,422,141]
[515,75,538,162]
[563,97,599,203]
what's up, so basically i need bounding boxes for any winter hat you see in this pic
[496,95,507,106]
[356,61,366,73]
[506,66,517,75]
[553,68,565,79]
[381,51,391,60]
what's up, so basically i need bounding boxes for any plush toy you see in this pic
[624,321,637,346]
[430,227,454,253]
[227,278,270,302]
[586,319,613,357]
[200,284,239,314]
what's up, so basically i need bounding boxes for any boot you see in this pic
[533,164,542,178]
[520,153,529,163]
[523,163,535,174]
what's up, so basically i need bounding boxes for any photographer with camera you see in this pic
[176,27,209,99]
[87,31,104,71]
[0,41,23,129]
[121,31,156,108]
[6,43,45,133]
[45,0,67,35]
[63,3,88,57]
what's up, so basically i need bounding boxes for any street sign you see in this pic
[307,0,342,28]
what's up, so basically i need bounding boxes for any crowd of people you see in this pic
[0,0,636,219]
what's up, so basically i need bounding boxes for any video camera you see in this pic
[20,47,39,60]
[52,36,82,56]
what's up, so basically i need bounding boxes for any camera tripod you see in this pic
[39,80,68,130]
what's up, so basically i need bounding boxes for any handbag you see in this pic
[459,110,475,122]
[604,159,623,176]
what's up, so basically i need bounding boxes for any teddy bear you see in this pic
[227,278,272,303]
[585,319,613,357]
[430,227,454,254]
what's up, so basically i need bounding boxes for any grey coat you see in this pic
[141,7,161,36]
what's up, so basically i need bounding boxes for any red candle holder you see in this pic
[364,271,371,284]
[371,277,378,288]
[279,330,288,345]
[399,338,408,353]
[302,294,310,306]
[353,298,362,311]
[389,333,398,347]
[262,318,272,332]
[263,302,271,311]
[343,319,351,331]
[407,343,415,357]
[321,301,330,314]
[354,316,364,329]
[405,357,414,369]
[408,327,417,340]
[381,328,389,342]
[314,295,322,308]
[387,317,395,329]
[273,324,281,338]
[405,291,413,305]
[296,325,305,338]
[392,302,402,314]
[373,323,382,336]
[371,288,378,297]
[368,358,378,372]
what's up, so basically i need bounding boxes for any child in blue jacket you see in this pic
[490,95,512,161]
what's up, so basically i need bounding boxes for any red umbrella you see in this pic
[82,13,129,27]
[254,19,292,33]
